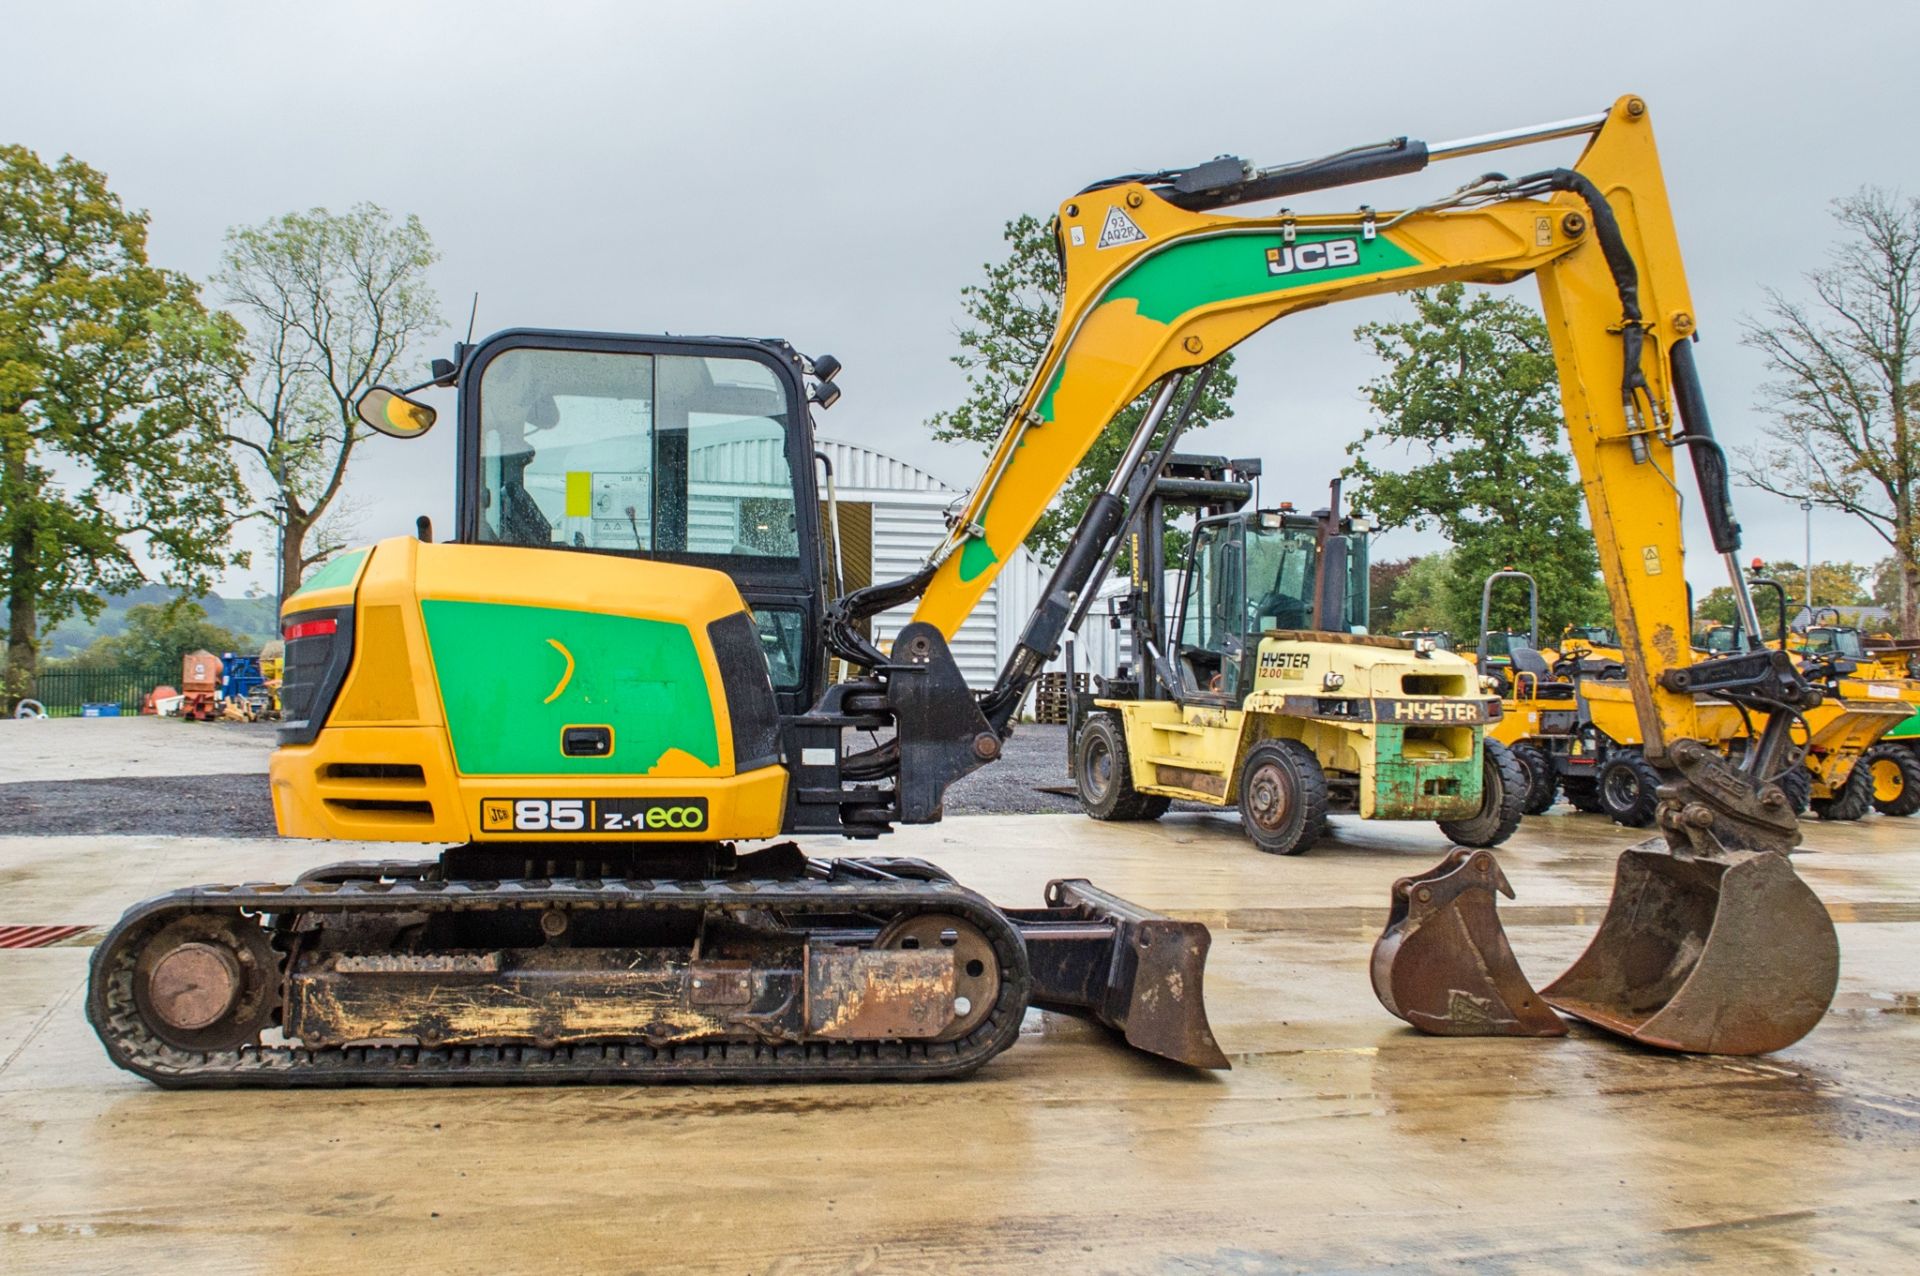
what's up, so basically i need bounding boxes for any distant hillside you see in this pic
[9,586,280,660]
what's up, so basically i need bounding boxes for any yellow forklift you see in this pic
[1071,464,1520,855]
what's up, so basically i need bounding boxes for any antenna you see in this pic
[464,292,479,344]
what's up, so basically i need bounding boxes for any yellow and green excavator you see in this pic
[90,94,1840,1085]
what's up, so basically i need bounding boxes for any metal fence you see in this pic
[29,663,177,717]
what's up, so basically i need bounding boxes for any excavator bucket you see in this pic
[1370,848,1566,1037]
[1537,738,1841,1055]
[1541,840,1839,1054]
[1010,879,1230,1069]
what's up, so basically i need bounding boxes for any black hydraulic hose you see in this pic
[826,561,938,668]
[1525,168,1652,417]
[1668,336,1742,554]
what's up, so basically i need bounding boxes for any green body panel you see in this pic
[1368,724,1484,819]
[1887,711,1920,743]
[959,233,1420,582]
[288,547,369,601]
[419,599,720,777]
[1105,231,1421,325]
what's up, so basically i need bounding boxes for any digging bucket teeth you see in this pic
[1007,879,1230,1070]
[1370,848,1566,1037]
[1541,740,1840,1056]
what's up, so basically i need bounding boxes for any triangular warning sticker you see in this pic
[1096,204,1147,249]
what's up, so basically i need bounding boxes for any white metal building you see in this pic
[817,437,1060,692]
[685,431,1126,697]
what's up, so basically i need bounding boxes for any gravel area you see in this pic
[0,722,1087,837]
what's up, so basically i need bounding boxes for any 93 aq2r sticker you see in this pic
[480,796,709,834]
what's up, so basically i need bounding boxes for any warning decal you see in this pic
[1096,205,1147,249]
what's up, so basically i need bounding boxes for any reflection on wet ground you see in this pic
[2,807,1918,1272]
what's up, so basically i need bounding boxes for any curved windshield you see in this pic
[476,348,799,563]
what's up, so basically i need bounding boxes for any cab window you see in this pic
[477,348,798,563]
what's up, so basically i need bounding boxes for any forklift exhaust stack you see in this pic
[1541,840,1839,1055]
[1012,879,1231,1070]
[1371,849,1566,1037]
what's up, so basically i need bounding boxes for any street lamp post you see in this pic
[1800,500,1813,617]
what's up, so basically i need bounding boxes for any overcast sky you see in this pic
[13,1,1919,601]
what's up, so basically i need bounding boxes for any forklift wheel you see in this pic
[1439,738,1526,847]
[1237,740,1328,855]
[1075,716,1170,822]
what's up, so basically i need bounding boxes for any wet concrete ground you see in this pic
[2,725,1918,1272]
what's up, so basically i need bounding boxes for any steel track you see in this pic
[88,875,1031,1088]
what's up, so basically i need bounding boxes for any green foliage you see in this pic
[53,600,249,670]
[1387,552,1456,634]
[1343,283,1606,640]
[1872,555,1905,610]
[220,204,441,601]
[0,145,247,705]
[928,214,1237,561]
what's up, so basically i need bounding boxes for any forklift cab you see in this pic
[1174,506,1370,700]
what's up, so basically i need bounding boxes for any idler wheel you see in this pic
[875,912,999,1042]
[148,943,241,1031]
[133,918,280,1051]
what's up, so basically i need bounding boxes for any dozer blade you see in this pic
[1008,878,1230,1070]
[1370,848,1566,1037]
[1541,739,1840,1056]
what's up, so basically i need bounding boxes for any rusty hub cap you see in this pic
[146,941,242,1031]
[1245,763,1291,831]
[876,912,998,1042]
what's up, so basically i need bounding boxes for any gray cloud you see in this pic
[13,1,1916,599]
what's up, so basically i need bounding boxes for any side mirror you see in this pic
[357,387,437,439]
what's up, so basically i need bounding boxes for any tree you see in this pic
[929,214,1237,560]
[1738,189,1920,638]
[1,146,246,707]
[1388,552,1456,634]
[219,205,440,604]
[57,600,248,670]
[1344,283,1606,640]
[1367,556,1418,632]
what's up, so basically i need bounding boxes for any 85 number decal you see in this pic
[480,796,708,835]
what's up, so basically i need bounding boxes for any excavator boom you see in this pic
[892,95,1837,1054]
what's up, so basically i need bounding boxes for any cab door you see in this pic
[455,329,827,712]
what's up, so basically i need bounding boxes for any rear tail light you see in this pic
[285,618,338,641]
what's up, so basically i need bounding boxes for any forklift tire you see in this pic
[1865,743,1920,816]
[1597,748,1662,828]
[1811,759,1874,821]
[1510,742,1558,815]
[1778,764,1812,815]
[1075,715,1171,822]
[1237,740,1329,855]
[1439,738,1526,847]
